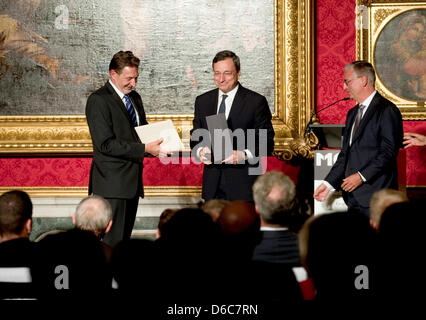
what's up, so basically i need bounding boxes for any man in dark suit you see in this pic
[252,171,301,266]
[86,51,163,247]
[314,61,403,216]
[0,190,37,299]
[190,50,275,202]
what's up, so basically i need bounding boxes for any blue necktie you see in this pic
[218,94,228,114]
[123,94,137,127]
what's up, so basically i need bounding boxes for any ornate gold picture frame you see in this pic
[0,0,314,158]
[357,0,426,119]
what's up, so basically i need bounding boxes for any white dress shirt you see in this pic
[109,80,140,126]
[217,85,239,119]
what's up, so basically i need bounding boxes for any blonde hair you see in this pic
[370,189,408,228]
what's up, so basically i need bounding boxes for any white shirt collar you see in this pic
[109,80,125,100]
[219,84,239,100]
[359,90,377,113]
[260,226,288,231]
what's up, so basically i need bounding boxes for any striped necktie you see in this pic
[123,94,137,127]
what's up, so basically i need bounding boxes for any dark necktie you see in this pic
[345,104,365,177]
[351,104,365,143]
[218,94,228,114]
[124,94,137,127]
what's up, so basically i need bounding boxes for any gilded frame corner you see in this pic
[357,0,426,119]
[0,0,315,158]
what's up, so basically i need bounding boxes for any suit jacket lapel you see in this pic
[208,89,219,116]
[351,93,380,144]
[227,84,246,128]
[105,82,135,126]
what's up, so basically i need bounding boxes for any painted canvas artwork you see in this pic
[0,0,274,115]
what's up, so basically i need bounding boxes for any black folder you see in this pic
[206,113,233,163]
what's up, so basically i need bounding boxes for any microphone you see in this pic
[304,97,350,136]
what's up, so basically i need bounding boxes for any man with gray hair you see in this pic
[251,171,300,266]
[72,195,114,262]
[314,61,403,217]
[72,195,113,240]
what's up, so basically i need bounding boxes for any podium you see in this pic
[312,124,347,214]
[309,124,345,149]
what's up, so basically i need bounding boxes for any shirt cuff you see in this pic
[196,147,203,159]
[358,171,366,182]
[244,149,253,160]
[323,180,335,192]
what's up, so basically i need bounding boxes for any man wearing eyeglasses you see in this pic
[314,61,403,216]
[190,50,275,202]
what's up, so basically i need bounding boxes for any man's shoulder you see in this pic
[0,238,38,265]
[91,82,109,95]
[237,85,265,98]
[196,88,218,100]
[373,92,401,115]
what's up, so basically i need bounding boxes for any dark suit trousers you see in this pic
[102,197,139,247]
[344,192,370,217]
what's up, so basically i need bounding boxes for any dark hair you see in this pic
[212,50,240,72]
[0,190,33,236]
[109,51,140,74]
[157,208,177,236]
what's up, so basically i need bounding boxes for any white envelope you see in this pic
[135,120,184,152]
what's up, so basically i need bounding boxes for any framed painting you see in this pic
[357,0,426,119]
[0,0,315,158]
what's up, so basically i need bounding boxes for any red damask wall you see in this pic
[316,0,426,186]
[0,157,300,188]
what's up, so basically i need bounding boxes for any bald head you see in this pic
[217,201,259,235]
[74,195,112,238]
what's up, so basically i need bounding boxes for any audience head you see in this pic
[252,171,296,227]
[217,201,260,261]
[298,211,377,300]
[111,239,158,295]
[157,208,221,259]
[32,228,111,299]
[376,200,425,303]
[201,199,230,222]
[217,201,259,235]
[156,208,177,239]
[0,190,33,241]
[370,189,408,230]
[72,195,113,239]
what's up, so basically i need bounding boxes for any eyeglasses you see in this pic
[214,71,235,77]
[344,77,360,85]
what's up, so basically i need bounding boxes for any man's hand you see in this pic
[403,132,426,148]
[222,150,246,165]
[341,173,362,193]
[314,183,330,202]
[145,138,164,156]
[199,146,212,164]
